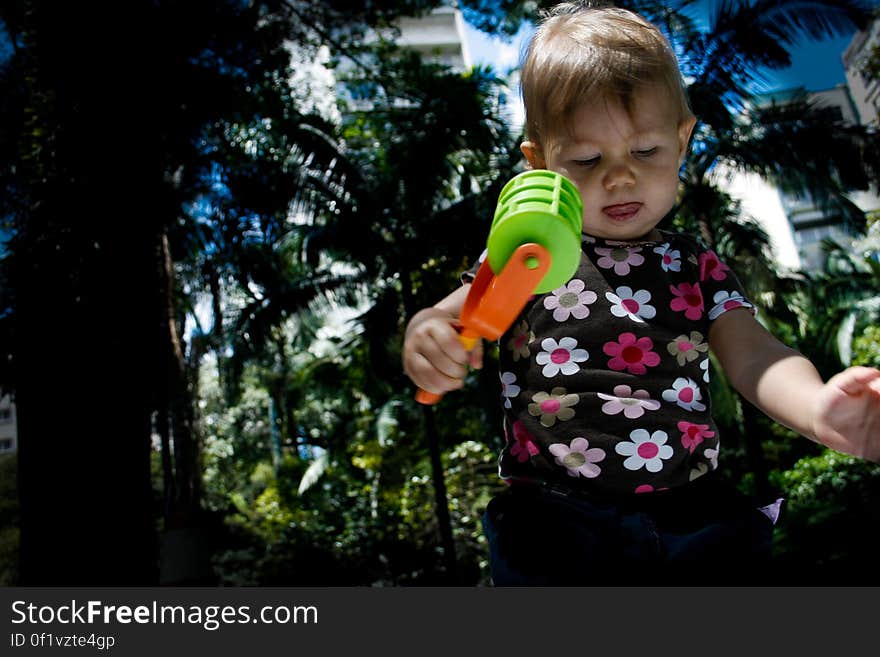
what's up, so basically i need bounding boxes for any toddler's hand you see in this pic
[811,366,880,462]
[402,307,483,395]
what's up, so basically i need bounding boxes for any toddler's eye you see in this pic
[634,147,658,157]
[573,156,600,167]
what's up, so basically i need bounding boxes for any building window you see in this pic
[0,439,12,452]
[0,408,11,423]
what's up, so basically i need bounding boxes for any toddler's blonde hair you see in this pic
[521,3,694,145]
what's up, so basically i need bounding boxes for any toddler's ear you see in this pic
[520,141,547,169]
[678,116,697,158]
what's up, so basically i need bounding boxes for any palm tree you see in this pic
[796,235,880,374]
[0,0,451,585]
[289,48,518,582]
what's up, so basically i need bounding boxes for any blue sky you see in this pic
[463,9,864,93]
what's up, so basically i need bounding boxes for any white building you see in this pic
[843,15,879,127]
[717,81,879,272]
[395,5,471,70]
[0,394,16,455]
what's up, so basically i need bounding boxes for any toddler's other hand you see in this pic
[811,366,880,462]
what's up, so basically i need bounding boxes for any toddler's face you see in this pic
[522,85,695,241]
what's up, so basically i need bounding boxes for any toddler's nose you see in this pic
[603,163,635,190]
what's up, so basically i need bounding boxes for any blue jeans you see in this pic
[481,475,777,586]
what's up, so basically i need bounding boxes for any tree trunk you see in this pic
[156,233,214,584]
[401,273,458,581]
[421,403,458,583]
[158,232,200,525]
[16,180,162,586]
[15,2,168,584]
[739,394,774,502]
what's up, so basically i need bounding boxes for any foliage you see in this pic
[2,0,878,586]
[853,325,880,367]
[769,450,880,583]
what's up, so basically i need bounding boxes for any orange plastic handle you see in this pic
[414,243,550,405]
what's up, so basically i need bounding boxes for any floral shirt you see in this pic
[463,230,755,497]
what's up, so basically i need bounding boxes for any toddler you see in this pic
[402,2,880,585]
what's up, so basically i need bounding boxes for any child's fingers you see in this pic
[407,352,466,393]
[831,366,880,395]
[406,320,469,385]
[422,334,469,381]
[469,340,483,369]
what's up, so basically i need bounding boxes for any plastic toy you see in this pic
[416,169,583,404]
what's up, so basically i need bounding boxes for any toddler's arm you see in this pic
[402,284,483,395]
[709,308,880,462]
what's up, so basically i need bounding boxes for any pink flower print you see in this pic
[615,429,673,473]
[510,420,540,463]
[506,320,534,362]
[605,286,656,323]
[603,333,661,375]
[527,387,579,427]
[678,420,715,453]
[634,484,669,494]
[500,371,520,409]
[543,279,597,321]
[666,331,709,366]
[662,377,706,412]
[669,282,704,321]
[595,246,645,275]
[707,290,753,320]
[548,437,606,478]
[653,243,681,272]
[597,384,661,419]
[535,337,589,377]
[699,250,730,282]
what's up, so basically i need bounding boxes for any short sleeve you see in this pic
[695,246,757,322]
[460,248,488,285]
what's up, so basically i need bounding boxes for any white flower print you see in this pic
[615,429,673,473]
[662,377,706,412]
[543,279,597,321]
[704,445,719,469]
[500,372,520,409]
[653,243,682,272]
[535,337,589,377]
[700,358,710,383]
[691,445,719,480]
[582,234,596,244]
[708,290,753,320]
[548,437,606,478]
[595,246,645,275]
[597,384,661,419]
[606,286,656,323]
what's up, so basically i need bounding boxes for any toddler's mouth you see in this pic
[602,202,643,221]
